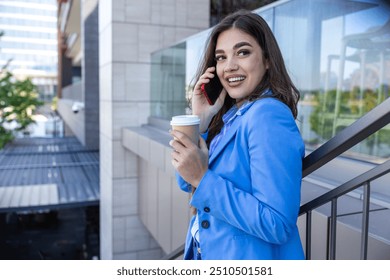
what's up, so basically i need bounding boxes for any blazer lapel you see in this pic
[208,100,256,165]
[209,117,241,165]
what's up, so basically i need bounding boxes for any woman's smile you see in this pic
[226,75,246,84]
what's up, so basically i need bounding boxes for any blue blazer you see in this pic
[176,97,305,260]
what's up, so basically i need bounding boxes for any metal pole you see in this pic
[306,211,312,260]
[329,198,337,259]
[360,181,371,259]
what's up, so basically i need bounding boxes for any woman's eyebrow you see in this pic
[215,41,253,54]
[233,41,252,49]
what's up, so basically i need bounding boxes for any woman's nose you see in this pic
[224,58,239,72]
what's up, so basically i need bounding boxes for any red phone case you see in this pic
[201,84,213,105]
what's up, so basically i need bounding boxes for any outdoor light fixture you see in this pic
[71,102,84,114]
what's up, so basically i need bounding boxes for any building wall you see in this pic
[57,95,85,140]
[57,0,99,149]
[82,0,99,149]
[99,0,210,260]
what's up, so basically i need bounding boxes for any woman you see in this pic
[170,10,305,260]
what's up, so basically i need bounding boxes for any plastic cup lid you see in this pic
[170,115,200,126]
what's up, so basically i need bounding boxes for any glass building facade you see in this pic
[0,0,57,101]
[151,0,390,162]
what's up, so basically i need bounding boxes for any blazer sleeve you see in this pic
[190,99,305,244]
[175,172,192,193]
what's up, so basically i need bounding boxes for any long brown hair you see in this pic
[192,10,300,147]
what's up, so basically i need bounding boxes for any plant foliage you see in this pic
[0,71,43,149]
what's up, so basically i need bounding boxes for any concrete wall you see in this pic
[99,0,210,259]
[122,126,192,254]
[58,82,83,143]
[82,0,100,149]
[57,0,100,150]
[61,81,83,101]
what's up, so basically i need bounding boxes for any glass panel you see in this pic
[256,7,273,31]
[150,0,390,161]
[185,30,211,106]
[151,42,187,119]
[150,30,211,120]
[267,0,390,161]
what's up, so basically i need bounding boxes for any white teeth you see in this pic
[228,76,245,82]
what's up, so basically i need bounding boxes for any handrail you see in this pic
[161,244,185,260]
[299,160,390,214]
[162,97,390,260]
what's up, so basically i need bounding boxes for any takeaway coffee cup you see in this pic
[170,115,200,146]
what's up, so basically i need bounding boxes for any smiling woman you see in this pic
[169,10,304,260]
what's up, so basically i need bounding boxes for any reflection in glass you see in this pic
[150,0,390,161]
[151,43,187,119]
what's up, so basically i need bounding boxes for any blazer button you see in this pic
[201,220,210,229]
[204,207,210,213]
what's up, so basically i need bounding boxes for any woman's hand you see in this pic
[192,67,226,133]
[170,130,209,187]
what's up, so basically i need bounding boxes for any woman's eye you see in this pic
[215,55,225,61]
[238,49,250,56]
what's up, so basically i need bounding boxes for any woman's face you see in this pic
[215,28,268,107]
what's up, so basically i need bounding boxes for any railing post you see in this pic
[360,181,371,260]
[305,211,312,260]
[329,198,337,260]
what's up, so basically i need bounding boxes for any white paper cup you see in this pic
[170,115,200,145]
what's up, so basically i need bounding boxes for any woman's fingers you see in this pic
[169,130,195,148]
[194,67,217,92]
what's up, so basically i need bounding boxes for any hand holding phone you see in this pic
[201,75,223,105]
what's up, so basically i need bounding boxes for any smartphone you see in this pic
[201,76,223,105]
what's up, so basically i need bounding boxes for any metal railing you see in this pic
[163,97,390,260]
[300,159,390,259]
[299,97,390,260]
